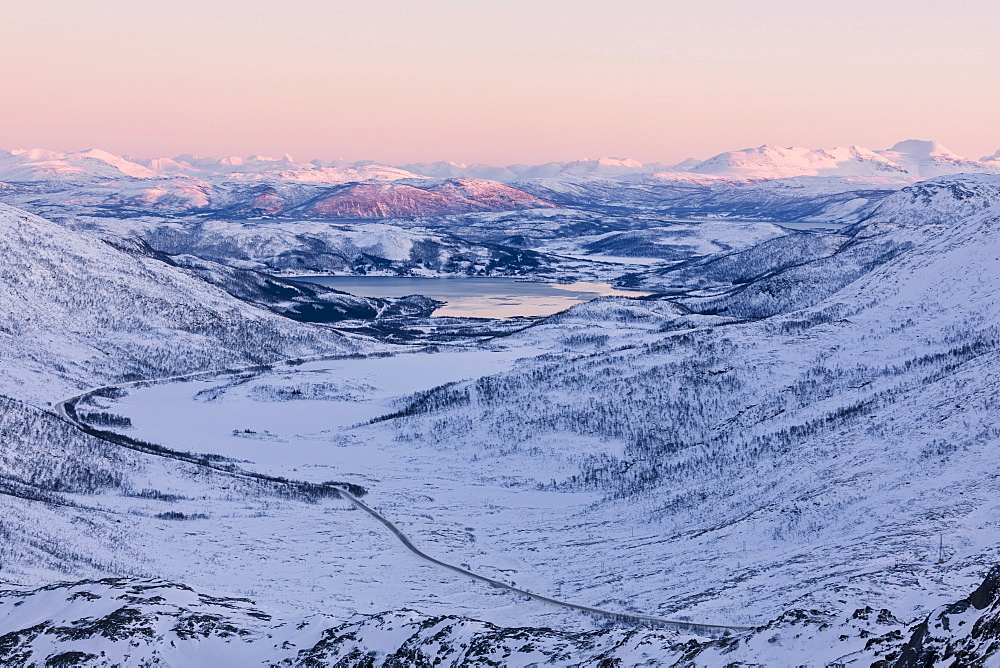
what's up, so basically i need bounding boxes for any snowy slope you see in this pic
[102,236,441,322]
[291,173,1000,631]
[0,203,365,402]
[0,394,346,586]
[0,148,158,182]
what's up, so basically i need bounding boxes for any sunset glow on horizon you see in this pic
[1,0,997,164]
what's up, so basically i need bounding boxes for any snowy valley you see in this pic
[1,143,1000,666]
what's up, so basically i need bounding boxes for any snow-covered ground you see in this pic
[74,344,634,630]
[104,348,530,472]
[63,175,1000,644]
[4,171,1000,664]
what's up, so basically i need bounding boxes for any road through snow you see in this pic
[335,486,751,637]
[52,350,754,638]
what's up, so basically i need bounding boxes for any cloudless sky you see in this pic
[1,0,997,164]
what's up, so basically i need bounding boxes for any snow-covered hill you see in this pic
[55,215,626,278]
[520,173,898,223]
[0,148,159,182]
[104,236,441,322]
[654,139,1000,183]
[294,178,554,218]
[5,141,996,191]
[0,203,376,402]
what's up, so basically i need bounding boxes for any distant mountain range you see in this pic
[0,142,960,280]
[662,139,1000,182]
[3,140,998,187]
[2,139,993,228]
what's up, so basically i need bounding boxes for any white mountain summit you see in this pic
[652,139,1000,182]
[4,140,995,188]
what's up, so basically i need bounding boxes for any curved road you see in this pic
[53,353,753,639]
[51,347,407,421]
[336,486,751,637]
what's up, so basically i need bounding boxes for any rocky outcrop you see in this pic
[891,565,1000,667]
[4,568,1000,666]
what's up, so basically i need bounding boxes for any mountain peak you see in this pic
[888,139,953,156]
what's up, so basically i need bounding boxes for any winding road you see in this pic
[336,486,751,637]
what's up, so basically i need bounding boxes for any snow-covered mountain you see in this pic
[304,174,1000,639]
[398,142,1000,184]
[668,143,911,180]
[397,160,521,181]
[655,139,1000,183]
[0,173,555,221]
[0,149,417,184]
[295,178,554,218]
[876,139,996,177]
[0,148,159,182]
[5,141,996,190]
[136,153,422,184]
[0,202,402,401]
[0,149,558,221]
[5,140,994,229]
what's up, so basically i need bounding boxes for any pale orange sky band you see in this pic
[1,0,997,164]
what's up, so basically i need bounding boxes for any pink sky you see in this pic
[1,0,997,164]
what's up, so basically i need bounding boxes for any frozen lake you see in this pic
[775,221,848,231]
[288,276,648,318]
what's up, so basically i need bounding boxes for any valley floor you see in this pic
[66,344,628,631]
[69,323,993,639]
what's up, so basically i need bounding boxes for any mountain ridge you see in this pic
[5,139,998,186]
[0,202,382,402]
